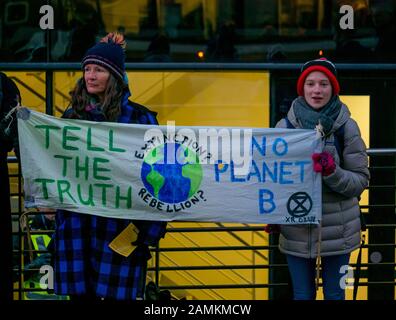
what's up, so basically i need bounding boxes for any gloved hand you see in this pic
[264,224,280,234]
[312,151,336,176]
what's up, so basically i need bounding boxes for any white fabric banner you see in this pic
[18,109,323,224]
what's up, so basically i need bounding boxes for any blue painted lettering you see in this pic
[263,161,278,183]
[279,161,293,184]
[214,161,228,182]
[272,138,288,156]
[259,189,276,214]
[247,160,261,182]
[231,161,246,182]
[252,136,266,156]
[295,160,310,183]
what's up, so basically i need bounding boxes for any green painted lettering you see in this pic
[109,130,126,153]
[62,126,80,150]
[87,127,105,152]
[115,186,132,209]
[75,156,89,180]
[77,184,95,206]
[94,183,114,206]
[54,155,72,177]
[57,180,77,203]
[34,178,55,199]
[93,158,110,180]
[35,125,60,149]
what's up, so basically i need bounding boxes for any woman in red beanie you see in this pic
[275,58,369,300]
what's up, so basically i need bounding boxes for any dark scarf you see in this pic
[293,95,342,135]
[84,88,132,123]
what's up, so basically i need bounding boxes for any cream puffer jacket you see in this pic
[276,100,370,258]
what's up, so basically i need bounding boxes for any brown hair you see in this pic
[67,73,126,122]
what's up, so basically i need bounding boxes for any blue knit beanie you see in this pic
[82,32,126,82]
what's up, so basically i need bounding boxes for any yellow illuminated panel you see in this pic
[316,95,370,301]
[49,71,270,129]
[340,95,370,212]
[340,95,370,147]
[342,95,370,301]
[131,71,270,128]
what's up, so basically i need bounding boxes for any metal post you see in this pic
[155,243,160,287]
[45,70,54,115]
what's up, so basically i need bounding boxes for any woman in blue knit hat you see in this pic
[53,32,167,300]
[274,58,369,300]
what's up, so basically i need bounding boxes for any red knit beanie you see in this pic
[296,58,340,96]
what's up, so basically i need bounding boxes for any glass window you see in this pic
[1,0,395,63]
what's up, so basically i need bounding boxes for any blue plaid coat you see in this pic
[54,101,167,300]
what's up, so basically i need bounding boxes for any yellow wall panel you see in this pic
[340,95,370,147]
[131,71,270,127]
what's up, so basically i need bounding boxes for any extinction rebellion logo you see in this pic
[138,142,206,212]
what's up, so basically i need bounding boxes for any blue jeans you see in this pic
[286,253,351,300]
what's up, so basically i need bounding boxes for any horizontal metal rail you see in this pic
[12,223,396,236]
[360,204,396,208]
[7,150,394,164]
[160,283,288,290]
[166,226,265,232]
[18,261,394,274]
[159,281,396,290]
[367,148,396,155]
[148,262,396,272]
[157,246,273,252]
[15,243,396,254]
[17,281,395,293]
[1,62,396,72]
